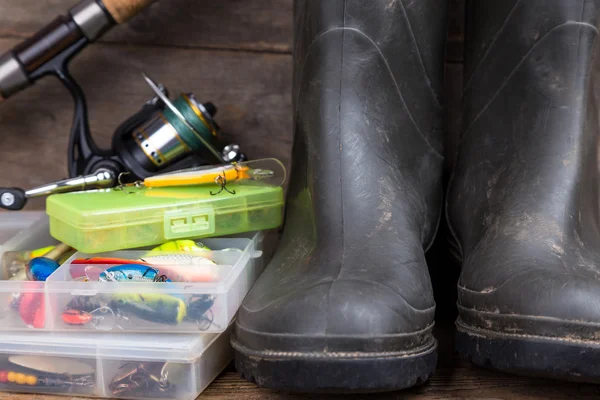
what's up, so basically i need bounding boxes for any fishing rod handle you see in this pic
[102,0,156,23]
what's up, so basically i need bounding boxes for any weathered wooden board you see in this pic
[3,362,600,400]
[0,0,293,53]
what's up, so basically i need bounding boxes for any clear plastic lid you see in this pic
[0,330,218,362]
[46,182,284,230]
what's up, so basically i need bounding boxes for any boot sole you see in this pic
[456,318,600,382]
[231,337,437,393]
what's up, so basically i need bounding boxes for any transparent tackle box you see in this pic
[46,234,265,333]
[0,213,60,330]
[0,324,233,399]
[0,214,266,333]
[47,182,284,253]
[0,211,48,251]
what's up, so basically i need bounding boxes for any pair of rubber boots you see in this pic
[232,0,600,391]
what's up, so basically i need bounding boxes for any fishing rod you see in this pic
[0,0,245,210]
[0,0,155,101]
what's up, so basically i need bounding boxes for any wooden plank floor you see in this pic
[1,0,600,399]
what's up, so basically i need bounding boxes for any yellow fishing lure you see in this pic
[142,158,286,188]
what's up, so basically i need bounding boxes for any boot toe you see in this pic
[458,258,600,340]
[236,277,435,354]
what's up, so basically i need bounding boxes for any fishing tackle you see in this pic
[74,257,216,282]
[15,291,45,328]
[0,0,245,211]
[110,293,187,325]
[0,76,246,211]
[72,257,151,266]
[26,257,60,282]
[0,369,93,388]
[141,254,215,266]
[187,295,216,330]
[3,245,74,280]
[149,240,211,253]
[140,256,217,282]
[98,265,170,283]
[109,362,171,396]
[141,158,286,191]
[8,355,95,377]
[61,309,93,326]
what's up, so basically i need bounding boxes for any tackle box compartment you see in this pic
[0,213,266,333]
[0,214,60,330]
[0,211,48,252]
[0,323,233,400]
[46,234,265,333]
[46,183,284,253]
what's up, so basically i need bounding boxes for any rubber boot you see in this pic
[232,0,447,392]
[448,0,600,381]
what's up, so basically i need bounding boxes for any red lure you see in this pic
[62,309,93,326]
[18,291,44,328]
[71,258,151,266]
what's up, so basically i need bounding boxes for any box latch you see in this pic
[164,207,216,239]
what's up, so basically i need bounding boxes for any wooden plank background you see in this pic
[0,0,293,210]
[1,0,600,399]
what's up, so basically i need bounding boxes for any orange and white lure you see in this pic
[141,158,286,189]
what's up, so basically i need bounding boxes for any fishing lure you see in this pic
[141,254,215,266]
[141,256,217,282]
[72,257,151,266]
[149,240,211,253]
[98,265,170,283]
[26,257,60,281]
[16,291,45,328]
[24,243,73,281]
[9,355,95,376]
[142,158,282,188]
[0,370,92,388]
[110,293,187,325]
[62,309,93,326]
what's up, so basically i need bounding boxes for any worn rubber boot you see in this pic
[232,0,447,392]
[448,0,600,381]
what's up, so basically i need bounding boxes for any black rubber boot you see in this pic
[448,0,600,382]
[232,0,447,393]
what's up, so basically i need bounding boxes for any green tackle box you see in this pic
[46,184,284,253]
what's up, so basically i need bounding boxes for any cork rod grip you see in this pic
[101,0,155,24]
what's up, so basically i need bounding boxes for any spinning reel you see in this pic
[0,75,244,211]
[0,0,244,211]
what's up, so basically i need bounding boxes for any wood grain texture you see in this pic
[0,0,293,53]
[102,0,156,24]
[2,363,600,400]
[0,37,293,210]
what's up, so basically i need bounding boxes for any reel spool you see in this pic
[113,75,245,180]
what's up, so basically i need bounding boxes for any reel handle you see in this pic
[0,188,27,211]
[102,0,157,23]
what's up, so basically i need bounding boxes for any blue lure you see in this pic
[26,257,60,281]
[98,264,171,282]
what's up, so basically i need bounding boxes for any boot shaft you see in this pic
[287,0,448,251]
[449,0,600,259]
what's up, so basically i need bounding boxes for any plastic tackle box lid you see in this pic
[0,211,46,246]
[46,184,284,230]
[0,330,219,362]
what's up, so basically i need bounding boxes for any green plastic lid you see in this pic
[46,184,284,252]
